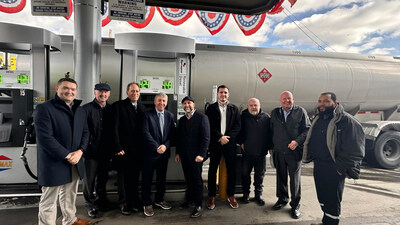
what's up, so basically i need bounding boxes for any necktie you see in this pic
[159,112,164,137]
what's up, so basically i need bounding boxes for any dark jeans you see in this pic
[141,156,169,206]
[208,146,236,197]
[274,152,301,209]
[181,156,204,207]
[83,158,99,210]
[95,155,111,206]
[241,154,266,197]
[314,161,345,225]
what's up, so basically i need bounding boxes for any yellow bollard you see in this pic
[218,156,228,199]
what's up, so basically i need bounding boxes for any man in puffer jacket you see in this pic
[303,92,365,225]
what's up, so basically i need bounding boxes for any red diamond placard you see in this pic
[258,68,272,83]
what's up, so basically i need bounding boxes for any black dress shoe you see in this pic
[272,200,288,210]
[241,194,250,204]
[179,201,194,209]
[87,208,99,218]
[190,206,202,218]
[291,208,301,219]
[253,196,265,206]
[121,206,133,215]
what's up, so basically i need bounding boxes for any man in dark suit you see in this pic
[206,85,241,210]
[112,82,146,215]
[175,96,210,218]
[35,77,90,225]
[141,92,175,217]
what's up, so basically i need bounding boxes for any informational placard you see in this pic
[32,0,69,17]
[10,56,16,71]
[109,0,145,22]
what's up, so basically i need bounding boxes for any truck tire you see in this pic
[374,131,400,169]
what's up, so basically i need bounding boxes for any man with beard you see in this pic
[206,85,241,210]
[82,83,112,218]
[238,98,272,206]
[303,92,365,225]
[112,82,146,215]
[175,96,210,218]
[270,91,310,219]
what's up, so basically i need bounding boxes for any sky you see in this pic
[1,0,399,56]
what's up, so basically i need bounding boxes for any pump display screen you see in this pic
[139,79,150,89]
[162,80,172,90]
[17,74,30,84]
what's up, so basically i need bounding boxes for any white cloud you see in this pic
[272,0,400,54]
[368,47,395,55]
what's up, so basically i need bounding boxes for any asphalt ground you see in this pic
[1,162,400,225]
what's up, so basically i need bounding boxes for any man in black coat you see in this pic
[238,98,272,206]
[141,92,176,217]
[270,91,310,219]
[35,77,90,225]
[303,92,365,225]
[112,82,146,215]
[82,83,112,218]
[206,85,241,210]
[175,96,210,218]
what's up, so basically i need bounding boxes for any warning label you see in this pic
[258,68,272,83]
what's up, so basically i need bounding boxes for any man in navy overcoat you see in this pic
[35,77,89,225]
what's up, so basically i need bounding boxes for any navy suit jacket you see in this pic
[142,108,175,160]
[34,95,89,186]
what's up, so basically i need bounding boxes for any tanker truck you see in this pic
[1,31,399,192]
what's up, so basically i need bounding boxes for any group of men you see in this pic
[35,77,365,225]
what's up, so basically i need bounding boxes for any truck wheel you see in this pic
[374,131,400,169]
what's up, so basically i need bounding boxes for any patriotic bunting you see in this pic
[64,0,73,20]
[0,0,26,13]
[267,0,284,14]
[195,11,229,35]
[0,0,297,36]
[102,1,111,27]
[128,6,155,28]
[234,13,266,36]
[288,0,297,7]
[157,7,193,26]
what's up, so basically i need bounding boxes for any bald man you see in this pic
[238,98,272,206]
[270,91,310,219]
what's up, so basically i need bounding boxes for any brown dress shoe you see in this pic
[207,196,215,210]
[228,196,239,209]
[72,218,90,225]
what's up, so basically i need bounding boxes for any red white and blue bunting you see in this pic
[157,7,193,26]
[128,6,155,28]
[233,14,266,36]
[102,1,111,27]
[0,0,298,36]
[195,11,229,35]
[0,0,25,13]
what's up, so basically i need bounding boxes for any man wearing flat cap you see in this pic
[175,96,210,218]
[82,83,112,218]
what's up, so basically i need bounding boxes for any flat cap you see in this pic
[94,83,111,91]
[181,96,195,104]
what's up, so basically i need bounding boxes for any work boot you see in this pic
[241,194,250,204]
